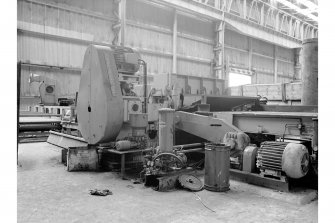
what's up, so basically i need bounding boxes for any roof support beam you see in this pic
[119,0,126,46]
[140,0,223,20]
[274,45,278,83]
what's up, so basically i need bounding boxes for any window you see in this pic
[228,72,251,87]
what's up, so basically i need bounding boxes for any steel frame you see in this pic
[190,0,317,41]
[214,111,317,137]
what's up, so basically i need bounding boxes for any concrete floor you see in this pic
[18,142,318,223]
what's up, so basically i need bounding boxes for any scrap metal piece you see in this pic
[144,169,204,192]
[178,175,203,191]
[89,189,113,196]
[157,175,179,192]
[153,153,187,172]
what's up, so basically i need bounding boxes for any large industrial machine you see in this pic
[75,44,163,149]
[29,73,75,106]
[46,40,318,192]
[18,74,75,143]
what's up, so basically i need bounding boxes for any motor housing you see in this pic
[257,141,309,179]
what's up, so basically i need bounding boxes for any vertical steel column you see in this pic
[172,10,178,74]
[172,10,179,108]
[112,0,122,45]
[221,22,226,83]
[288,17,293,36]
[300,23,305,40]
[213,20,225,81]
[213,23,221,78]
[243,0,247,19]
[260,4,264,26]
[294,48,301,80]
[120,0,126,46]
[274,45,278,83]
[248,37,252,72]
[226,55,230,90]
[275,12,280,31]
[301,38,318,106]
[17,62,21,164]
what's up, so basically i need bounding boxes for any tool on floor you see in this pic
[89,189,113,196]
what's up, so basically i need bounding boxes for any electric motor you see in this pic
[257,141,309,179]
[113,47,140,74]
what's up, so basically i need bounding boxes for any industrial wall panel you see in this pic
[277,46,294,62]
[252,54,274,73]
[43,0,117,17]
[44,5,58,34]
[177,36,213,60]
[176,76,186,92]
[177,14,213,40]
[188,77,201,94]
[225,48,249,68]
[223,29,296,86]
[69,44,86,69]
[21,0,32,22]
[126,0,214,77]
[18,32,87,69]
[17,0,24,21]
[127,0,173,29]
[254,72,274,84]
[18,35,45,64]
[277,60,294,77]
[177,60,211,77]
[140,53,172,76]
[43,38,59,66]
[176,14,213,77]
[126,25,172,54]
[225,29,248,51]
[31,2,45,27]
[81,16,114,43]
[277,75,292,83]
[203,79,214,95]
[252,38,274,57]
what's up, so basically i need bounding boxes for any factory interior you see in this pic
[1,0,333,222]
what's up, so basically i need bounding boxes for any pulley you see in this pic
[178,174,203,191]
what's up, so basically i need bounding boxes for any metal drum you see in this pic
[158,108,175,153]
[204,143,231,192]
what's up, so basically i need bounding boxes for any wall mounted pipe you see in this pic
[139,59,148,113]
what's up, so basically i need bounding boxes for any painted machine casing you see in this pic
[77,45,124,145]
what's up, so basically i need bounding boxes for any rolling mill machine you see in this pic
[46,40,318,192]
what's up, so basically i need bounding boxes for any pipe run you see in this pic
[138,59,148,113]
[173,143,205,150]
